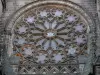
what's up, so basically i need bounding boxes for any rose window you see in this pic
[7,2,90,75]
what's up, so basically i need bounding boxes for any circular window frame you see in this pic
[4,0,96,75]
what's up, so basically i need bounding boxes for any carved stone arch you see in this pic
[4,0,96,75]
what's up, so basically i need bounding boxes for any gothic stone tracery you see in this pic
[6,1,92,75]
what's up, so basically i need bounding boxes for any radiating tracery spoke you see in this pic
[42,39,48,49]
[56,36,65,42]
[53,39,59,49]
[44,21,50,29]
[42,23,47,29]
[57,27,66,32]
[35,37,44,42]
[35,20,47,29]
[35,27,44,32]
[32,33,43,36]
[51,21,57,29]
[51,40,57,50]
[57,32,68,35]
[54,20,65,29]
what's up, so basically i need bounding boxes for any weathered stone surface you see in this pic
[0,0,99,75]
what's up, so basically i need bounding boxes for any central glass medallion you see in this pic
[44,29,57,38]
[47,32,55,37]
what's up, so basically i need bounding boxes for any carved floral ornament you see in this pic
[6,0,95,75]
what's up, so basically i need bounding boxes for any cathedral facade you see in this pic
[0,0,100,75]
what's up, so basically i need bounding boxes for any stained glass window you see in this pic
[6,1,90,75]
